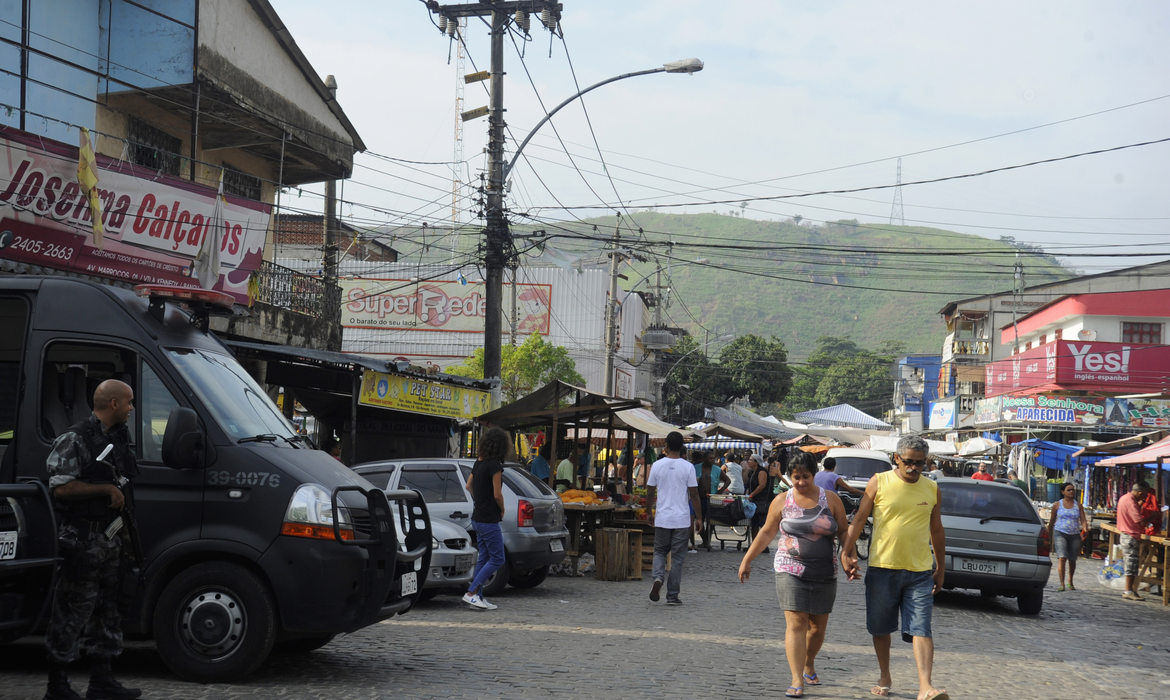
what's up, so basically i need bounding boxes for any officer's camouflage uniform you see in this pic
[45,415,135,664]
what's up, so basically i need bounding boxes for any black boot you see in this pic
[85,659,141,700]
[44,662,82,700]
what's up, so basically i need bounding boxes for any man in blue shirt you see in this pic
[576,440,593,486]
[814,457,864,497]
[529,444,551,480]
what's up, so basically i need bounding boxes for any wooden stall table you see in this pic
[562,502,617,574]
[1100,522,1169,606]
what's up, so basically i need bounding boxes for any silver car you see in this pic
[418,518,478,600]
[353,459,568,596]
[934,477,1052,614]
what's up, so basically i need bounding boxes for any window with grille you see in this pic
[1122,322,1162,344]
[222,165,262,201]
[128,118,182,176]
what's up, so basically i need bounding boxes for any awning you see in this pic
[475,380,643,431]
[617,407,697,439]
[1097,435,1170,466]
[697,422,765,441]
[867,435,957,455]
[782,420,884,446]
[793,404,893,431]
[957,437,1001,456]
[688,439,761,451]
[1072,431,1169,457]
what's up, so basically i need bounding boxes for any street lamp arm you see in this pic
[505,67,664,178]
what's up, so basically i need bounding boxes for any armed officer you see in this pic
[44,379,142,700]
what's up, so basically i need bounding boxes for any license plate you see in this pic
[956,557,1006,575]
[550,539,564,552]
[0,531,15,560]
[454,554,474,572]
[401,571,417,596]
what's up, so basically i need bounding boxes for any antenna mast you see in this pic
[450,17,467,263]
[889,157,905,226]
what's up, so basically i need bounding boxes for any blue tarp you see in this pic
[1016,439,1105,470]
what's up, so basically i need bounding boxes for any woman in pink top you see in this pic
[738,452,850,698]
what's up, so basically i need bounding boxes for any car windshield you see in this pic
[503,466,557,499]
[938,482,1039,523]
[833,457,891,481]
[168,348,296,441]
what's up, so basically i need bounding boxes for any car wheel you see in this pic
[508,565,549,589]
[274,634,336,654]
[1017,589,1043,615]
[153,562,277,683]
[480,559,511,596]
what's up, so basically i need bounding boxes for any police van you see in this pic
[0,276,430,682]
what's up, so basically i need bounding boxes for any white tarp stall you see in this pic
[867,435,958,455]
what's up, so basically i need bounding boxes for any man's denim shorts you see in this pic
[864,566,934,638]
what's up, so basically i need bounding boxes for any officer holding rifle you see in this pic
[44,379,142,700]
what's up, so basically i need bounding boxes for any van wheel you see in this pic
[508,565,549,589]
[480,559,511,596]
[153,562,276,683]
[1017,589,1043,615]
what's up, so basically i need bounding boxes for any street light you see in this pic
[504,58,704,178]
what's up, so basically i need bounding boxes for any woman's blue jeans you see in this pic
[468,520,506,595]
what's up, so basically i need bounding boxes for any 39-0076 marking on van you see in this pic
[206,471,281,487]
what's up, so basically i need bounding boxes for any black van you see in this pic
[0,276,430,682]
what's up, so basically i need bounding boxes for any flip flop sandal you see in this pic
[871,686,891,697]
[803,673,822,686]
[786,687,804,698]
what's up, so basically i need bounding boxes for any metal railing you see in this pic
[250,260,340,324]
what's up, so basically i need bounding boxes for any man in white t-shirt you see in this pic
[647,431,701,605]
[722,454,744,495]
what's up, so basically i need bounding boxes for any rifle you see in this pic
[96,444,144,565]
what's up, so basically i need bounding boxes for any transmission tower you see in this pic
[450,16,467,263]
[889,157,905,226]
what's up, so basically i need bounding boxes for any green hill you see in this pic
[563,213,1073,359]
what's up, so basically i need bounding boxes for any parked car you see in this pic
[418,518,477,600]
[934,477,1051,614]
[353,459,568,596]
[826,448,894,491]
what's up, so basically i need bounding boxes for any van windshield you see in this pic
[168,348,295,441]
[833,457,892,481]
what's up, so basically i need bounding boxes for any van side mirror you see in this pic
[162,406,205,470]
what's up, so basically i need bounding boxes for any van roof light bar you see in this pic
[134,284,236,332]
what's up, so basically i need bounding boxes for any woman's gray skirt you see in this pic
[775,572,837,615]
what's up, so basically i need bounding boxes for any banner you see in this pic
[929,399,956,430]
[340,278,552,334]
[974,394,1170,428]
[0,127,269,303]
[358,370,491,420]
[986,340,1170,397]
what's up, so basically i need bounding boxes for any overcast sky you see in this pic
[274,1,1170,274]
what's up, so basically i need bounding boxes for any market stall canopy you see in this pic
[1014,438,1095,470]
[1073,430,1169,457]
[866,435,957,455]
[1097,435,1170,466]
[800,445,832,454]
[697,422,765,442]
[958,437,1001,456]
[793,404,893,431]
[615,407,699,439]
[476,380,643,431]
[708,405,802,441]
[688,440,761,451]
[782,434,830,446]
[782,420,880,446]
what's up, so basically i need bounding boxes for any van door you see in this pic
[32,340,203,570]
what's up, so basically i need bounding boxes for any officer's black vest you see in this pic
[58,415,137,522]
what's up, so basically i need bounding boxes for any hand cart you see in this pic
[705,494,753,551]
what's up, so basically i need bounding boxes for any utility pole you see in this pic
[426,1,563,409]
[509,263,519,346]
[323,75,339,282]
[603,216,622,396]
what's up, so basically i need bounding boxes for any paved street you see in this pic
[4,536,1169,700]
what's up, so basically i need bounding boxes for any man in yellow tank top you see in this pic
[841,436,948,700]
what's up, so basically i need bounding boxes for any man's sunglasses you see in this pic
[897,457,927,467]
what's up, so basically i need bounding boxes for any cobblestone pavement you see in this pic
[4,534,1169,699]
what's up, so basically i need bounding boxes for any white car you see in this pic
[419,518,478,600]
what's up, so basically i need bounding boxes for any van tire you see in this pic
[153,562,277,683]
[1016,589,1043,615]
[480,559,511,596]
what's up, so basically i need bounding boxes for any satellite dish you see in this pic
[1077,329,1097,341]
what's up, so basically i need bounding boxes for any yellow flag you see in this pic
[77,127,104,249]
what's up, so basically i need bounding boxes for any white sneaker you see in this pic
[478,596,498,610]
[463,593,492,610]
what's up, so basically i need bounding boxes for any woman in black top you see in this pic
[462,427,510,610]
[746,453,771,552]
